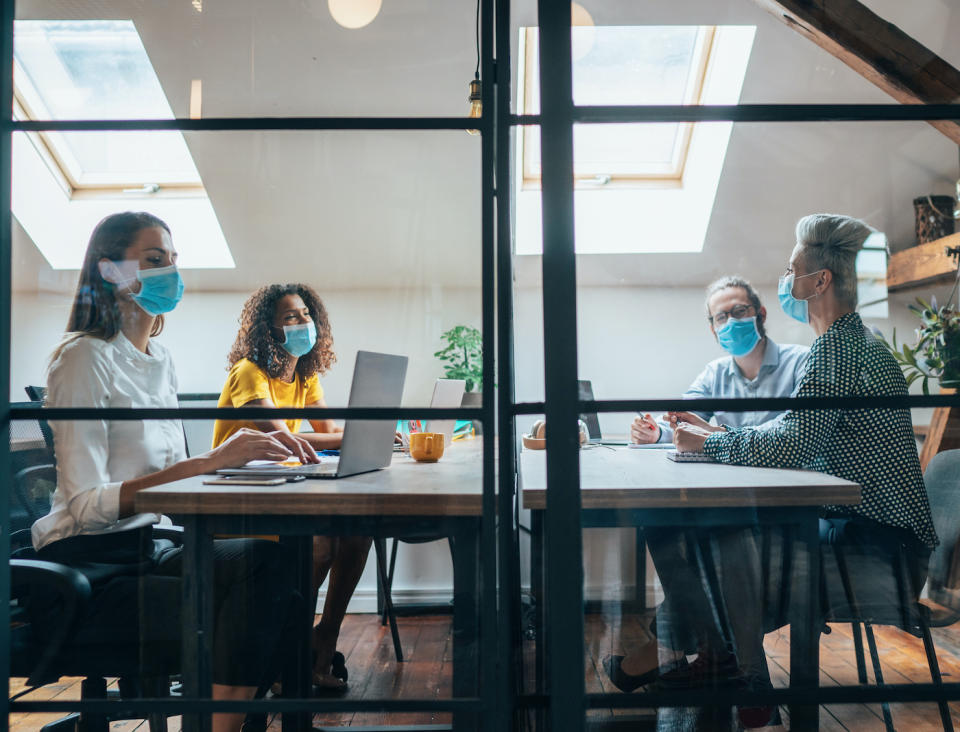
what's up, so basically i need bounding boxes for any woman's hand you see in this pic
[205,428,295,471]
[630,414,661,444]
[666,411,719,433]
[267,430,320,464]
[673,422,712,453]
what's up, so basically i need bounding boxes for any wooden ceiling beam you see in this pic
[751,0,960,145]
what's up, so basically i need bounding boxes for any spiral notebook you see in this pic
[666,450,716,463]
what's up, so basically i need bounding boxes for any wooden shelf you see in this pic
[887,232,959,292]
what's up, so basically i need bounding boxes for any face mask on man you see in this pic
[778,271,821,324]
[716,316,761,357]
[280,322,317,358]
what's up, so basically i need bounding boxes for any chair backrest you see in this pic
[177,393,220,458]
[23,386,54,456]
[923,449,960,604]
[9,401,57,533]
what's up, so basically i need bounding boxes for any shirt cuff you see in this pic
[703,432,729,458]
[95,481,124,525]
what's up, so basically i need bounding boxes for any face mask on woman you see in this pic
[280,322,317,358]
[716,316,761,357]
[100,260,185,316]
[778,271,821,324]
[131,265,185,315]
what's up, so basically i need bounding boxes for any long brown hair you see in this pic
[227,283,336,381]
[66,211,171,340]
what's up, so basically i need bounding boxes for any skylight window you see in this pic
[522,26,714,186]
[11,20,233,269]
[514,25,756,255]
[14,20,201,189]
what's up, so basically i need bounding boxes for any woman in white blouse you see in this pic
[32,211,318,732]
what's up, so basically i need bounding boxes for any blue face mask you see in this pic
[716,316,761,357]
[281,322,317,358]
[778,271,820,324]
[131,265,184,316]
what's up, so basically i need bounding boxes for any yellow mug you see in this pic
[409,432,445,462]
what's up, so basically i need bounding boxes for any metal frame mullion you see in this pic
[479,0,497,726]
[13,117,481,133]
[510,392,960,415]
[1,0,13,727]
[515,102,960,125]
[494,0,520,725]
[536,0,585,730]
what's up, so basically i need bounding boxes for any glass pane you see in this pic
[14,20,201,185]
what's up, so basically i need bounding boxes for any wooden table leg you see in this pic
[281,535,313,732]
[452,518,480,732]
[181,516,214,732]
[789,510,821,731]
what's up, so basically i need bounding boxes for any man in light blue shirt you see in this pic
[609,276,810,697]
[631,276,809,444]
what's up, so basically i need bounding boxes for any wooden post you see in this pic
[919,387,960,472]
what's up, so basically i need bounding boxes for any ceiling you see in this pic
[13,0,960,293]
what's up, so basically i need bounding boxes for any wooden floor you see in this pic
[11,612,960,730]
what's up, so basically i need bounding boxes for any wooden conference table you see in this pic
[136,441,484,732]
[521,445,862,731]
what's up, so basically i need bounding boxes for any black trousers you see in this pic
[38,534,296,688]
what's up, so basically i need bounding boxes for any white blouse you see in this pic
[32,332,187,550]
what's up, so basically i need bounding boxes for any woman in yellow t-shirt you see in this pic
[214,283,364,692]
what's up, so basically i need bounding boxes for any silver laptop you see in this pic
[217,350,408,479]
[425,378,466,447]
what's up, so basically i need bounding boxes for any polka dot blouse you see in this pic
[704,312,937,550]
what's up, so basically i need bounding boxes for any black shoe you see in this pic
[657,652,741,690]
[603,654,689,693]
[331,651,348,682]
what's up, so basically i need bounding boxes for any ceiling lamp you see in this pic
[571,2,596,62]
[466,0,481,135]
[328,0,382,29]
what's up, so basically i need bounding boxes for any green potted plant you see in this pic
[876,295,960,394]
[435,325,483,433]
[434,325,483,393]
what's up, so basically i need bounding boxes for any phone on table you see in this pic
[203,477,286,486]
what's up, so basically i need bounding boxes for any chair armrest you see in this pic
[12,464,56,525]
[152,525,184,546]
[11,559,92,686]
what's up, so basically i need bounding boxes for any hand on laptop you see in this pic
[206,428,294,470]
[267,430,321,464]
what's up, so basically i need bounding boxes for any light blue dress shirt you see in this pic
[656,338,810,443]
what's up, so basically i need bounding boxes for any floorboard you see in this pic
[10,614,960,730]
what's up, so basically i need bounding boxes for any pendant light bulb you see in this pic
[467,77,482,136]
[328,0,382,29]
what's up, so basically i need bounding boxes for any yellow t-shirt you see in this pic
[211,358,324,448]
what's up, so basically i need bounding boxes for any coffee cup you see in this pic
[409,432,445,462]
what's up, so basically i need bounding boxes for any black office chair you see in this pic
[820,449,960,732]
[373,535,454,662]
[10,525,183,732]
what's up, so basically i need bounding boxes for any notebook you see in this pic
[666,450,716,463]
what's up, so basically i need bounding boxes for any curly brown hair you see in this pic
[227,283,336,380]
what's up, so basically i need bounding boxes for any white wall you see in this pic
[12,287,483,611]
[15,277,953,608]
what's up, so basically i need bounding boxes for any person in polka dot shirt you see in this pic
[614,214,937,727]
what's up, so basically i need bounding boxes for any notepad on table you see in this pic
[666,450,716,463]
